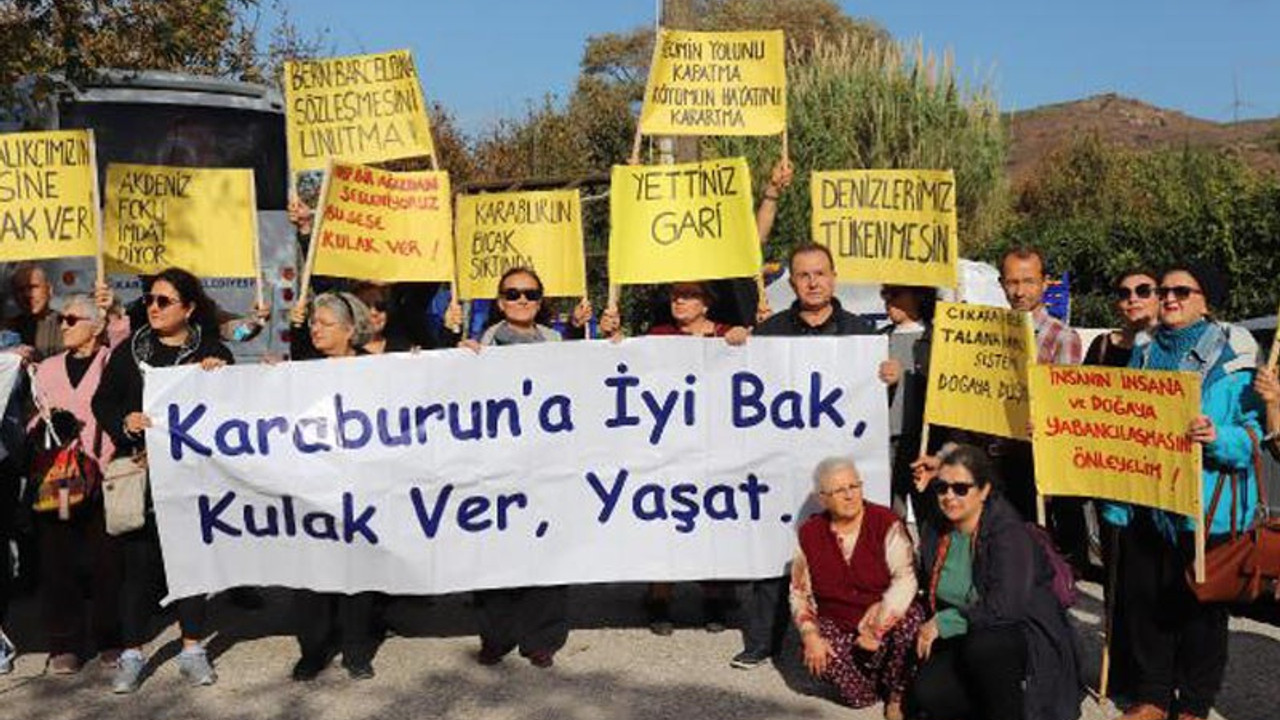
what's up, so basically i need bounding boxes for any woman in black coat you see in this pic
[911,445,1082,720]
[92,267,233,694]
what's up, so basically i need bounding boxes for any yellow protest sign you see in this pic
[1030,365,1202,518]
[284,49,435,174]
[639,29,786,136]
[810,169,958,288]
[455,190,586,300]
[608,157,761,285]
[104,164,257,277]
[924,302,1034,440]
[311,162,453,282]
[0,129,99,261]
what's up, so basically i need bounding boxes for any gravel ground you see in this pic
[2,581,1276,719]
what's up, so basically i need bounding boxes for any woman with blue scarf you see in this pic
[1104,264,1263,720]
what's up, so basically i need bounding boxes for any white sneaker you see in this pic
[0,629,14,674]
[111,652,146,694]
[177,648,217,686]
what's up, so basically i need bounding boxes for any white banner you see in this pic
[143,336,890,599]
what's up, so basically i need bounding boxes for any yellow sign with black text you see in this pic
[455,190,586,300]
[0,129,99,261]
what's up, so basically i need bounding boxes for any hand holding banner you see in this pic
[924,302,1034,440]
[1030,365,1203,519]
[455,190,586,300]
[310,161,453,283]
[104,164,257,277]
[0,129,99,262]
[284,49,436,175]
[608,157,761,285]
[640,29,787,137]
[810,169,959,288]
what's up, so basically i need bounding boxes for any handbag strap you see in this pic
[1205,472,1231,538]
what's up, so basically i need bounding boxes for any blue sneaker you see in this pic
[0,630,14,674]
[177,648,217,686]
[111,651,146,693]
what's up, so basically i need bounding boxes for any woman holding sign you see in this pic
[1102,264,1263,720]
[460,267,589,667]
[287,291,386,682]
[92,268,233,694]
[911,445,1081,720]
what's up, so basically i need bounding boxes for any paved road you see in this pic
[2,582,1276,719]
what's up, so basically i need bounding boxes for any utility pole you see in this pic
[659,0,700,165]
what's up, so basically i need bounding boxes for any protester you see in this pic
[1084,269,1160,698]
[791,457,922,720]
[350,282,412,354]
[910,445,1081,720]
[461,267,589,667]
[287,291,385,681]
[877,285,933,521]
[92,267,233,693]
[27,294,125,674]
[598,280,743,634]
[729,242,877,670]
[1256,364,1279,460]
[1102,264,1262,720]
[8,263,62,361]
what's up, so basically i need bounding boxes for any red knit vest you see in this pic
[798,503,897,632]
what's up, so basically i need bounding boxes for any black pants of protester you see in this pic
[741,576,790,656]
[1121,514,1229,718]
[37,503,123,655]
[295,591,381,667]
[120,518,206,648]
[474,585,569,656]
[0,463,15,626]
[1048,496,1091,572]
[909,624,1028,720]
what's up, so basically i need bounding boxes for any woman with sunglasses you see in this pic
[27,294,126,675]
[460,267,591,667]
[1085,271,1160,368]
[349,282,411,354]
[92,267,233,694]
[1102,264,1263,720]
[910,445,1081,720]
[286,291,387,681]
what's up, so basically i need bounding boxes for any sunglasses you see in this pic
[59,314,88,327]
[931,480,976,498]
[369,300,389,312]
[1112,284,1154,301]
[500,287,543,302]
[143,293,181,310]
[1156,286,1202,301]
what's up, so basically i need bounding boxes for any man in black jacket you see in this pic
[731,242,877,669]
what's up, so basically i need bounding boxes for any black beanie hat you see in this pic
[1165,263,1228,311]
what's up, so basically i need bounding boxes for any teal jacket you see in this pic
[1101,322,1263,537]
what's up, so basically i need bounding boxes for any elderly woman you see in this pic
[92,268,233,694]
[287,292,385,681]
[29,294,126,674]
[791,457,922,720]
[911,445,1081,720]
[461,267,590,667]
[1103,264,1263,720]
[599,281,743,633]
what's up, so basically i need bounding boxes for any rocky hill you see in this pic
[1006,93,1280,184]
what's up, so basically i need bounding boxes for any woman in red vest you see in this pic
[791,456,924,720]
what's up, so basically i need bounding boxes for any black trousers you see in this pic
[1121,514,1229,717]
[36,502,123,655]
[740,576,790,656]
[294,591,381,667]
[120,518,206,648]
[909,624,1028,720]
[0,461,15,626]
[474,585,568,655]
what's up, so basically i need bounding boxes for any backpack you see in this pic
[1026,522,1078,609]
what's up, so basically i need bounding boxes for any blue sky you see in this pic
[274,0,1280,135]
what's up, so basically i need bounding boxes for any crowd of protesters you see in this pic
[0,168,1278,720]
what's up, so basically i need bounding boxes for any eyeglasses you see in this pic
[1156,286,1202,301]
[931,481,976,498]
[59,314,88,327]
[1112,284,1154,301]
[143,293,180,310]
[819,483,863,497]
[500,287,543,302]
